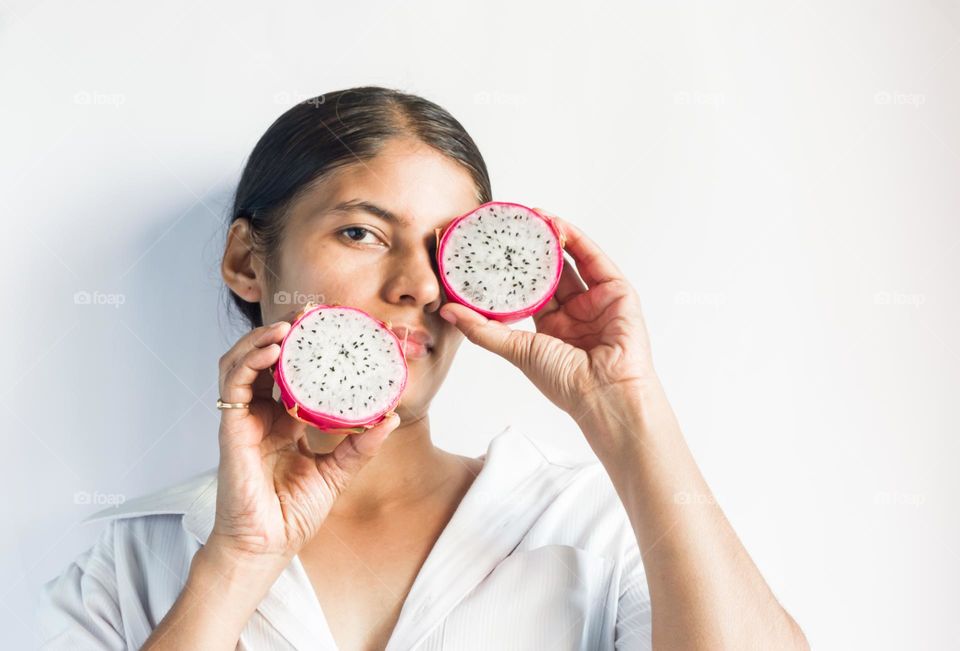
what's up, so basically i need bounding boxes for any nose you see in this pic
[382,240,443,311]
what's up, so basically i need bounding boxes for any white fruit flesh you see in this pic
[440,204,562,314]
[278,307,406,424]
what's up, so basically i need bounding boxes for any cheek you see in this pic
[430,335,464,369]
[446,327,466,344]
[404,349,454,393]
[280,245,381,305]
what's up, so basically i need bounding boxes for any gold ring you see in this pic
[216,398,250,410]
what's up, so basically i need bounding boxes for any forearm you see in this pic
[574,379,809,650]
[141,544,291,651]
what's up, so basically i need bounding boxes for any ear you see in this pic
[221,218,264,303]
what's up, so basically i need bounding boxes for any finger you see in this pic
[520,301,568,336]
[554,251,589,303]
[531,295,559,330]
[531,206,569,251]
[219,341,285,411]
[439,302,530,366]
[563,278,628,323]
[219,321,290,390]
[225,308,302,363]
[323,412,402,481]
[549,215,624,289]
[531,208,600,297]
[218,304,305,394]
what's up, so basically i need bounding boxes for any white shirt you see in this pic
[38,425,653,650]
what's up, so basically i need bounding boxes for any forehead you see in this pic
[294,138,481,229]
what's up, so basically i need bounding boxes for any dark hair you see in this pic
[224,86,492,330]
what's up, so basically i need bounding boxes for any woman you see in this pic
[39,86,808,650]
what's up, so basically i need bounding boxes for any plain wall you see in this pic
[2,1,958,648]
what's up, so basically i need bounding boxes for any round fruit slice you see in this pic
[272,303,408,434]
[436,201,566,323]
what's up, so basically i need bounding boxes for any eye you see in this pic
[338,226,383,247]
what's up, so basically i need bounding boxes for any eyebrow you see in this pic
[328,199,412,227]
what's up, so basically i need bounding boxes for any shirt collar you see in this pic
[81,466,218,529]
[81,424,590,650]
[383,425,593,650]
[83,424,576,538]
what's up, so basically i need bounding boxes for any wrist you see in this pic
[194,539,293,588]
[186,542,292,625]
[573,378,675,456]
[141,542,290,650]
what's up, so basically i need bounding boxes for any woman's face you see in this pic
[254,137,480,421]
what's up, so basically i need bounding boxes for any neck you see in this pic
[304,413,452,519]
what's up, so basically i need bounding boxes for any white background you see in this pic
[2,1,958,649]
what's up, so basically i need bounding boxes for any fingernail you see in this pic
[440,308,457,325]
[383,412,400,429]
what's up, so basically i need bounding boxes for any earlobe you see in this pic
[222,218,264,303]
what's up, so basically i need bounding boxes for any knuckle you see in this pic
[219,355,237,379]
[506,330,529,360]
[319,463,350,496]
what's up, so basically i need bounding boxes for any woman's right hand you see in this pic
[143,312,400,650]
[208,312,401,564]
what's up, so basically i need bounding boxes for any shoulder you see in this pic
[513,429,620,502]
[39,469,218,649]
[76,465,218,563]
[59,467,218,587]
[83,467,220,574]
[81,466,218,527]
[507,430,652,622]
[68,467,218,559]
[498,429,635,554]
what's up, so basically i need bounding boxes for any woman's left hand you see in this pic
[438,208,658,423]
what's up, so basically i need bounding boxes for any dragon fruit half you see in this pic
[436,201,566,323]
[272,303,408,434]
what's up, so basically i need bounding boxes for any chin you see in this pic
[304,428,348,454]
[394,401,433,425]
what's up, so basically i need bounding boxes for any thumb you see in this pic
[324,411,401,480]
[439,303,528,365]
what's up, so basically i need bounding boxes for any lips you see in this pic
[389,324,435,357]
[400,340,431,359]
